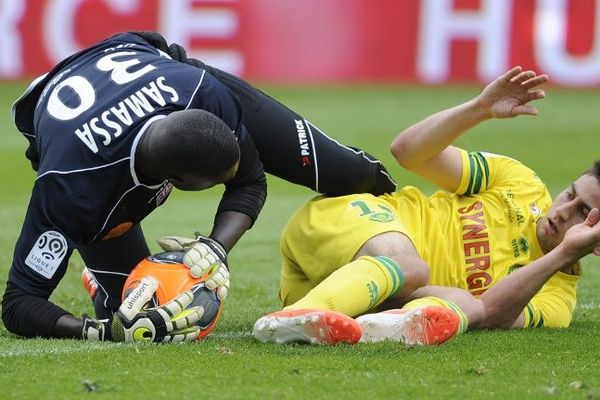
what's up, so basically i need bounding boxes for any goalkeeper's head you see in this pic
[136,109,240,191]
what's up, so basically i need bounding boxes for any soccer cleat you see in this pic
[252,309,363,345]
[356,305,460,345]
[81,267,98,299]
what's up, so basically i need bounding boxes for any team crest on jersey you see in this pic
[25,231,68,279]
[530,203,542,217]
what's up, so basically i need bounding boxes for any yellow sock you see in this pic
[284,256,403,317]
[403,296,469,334]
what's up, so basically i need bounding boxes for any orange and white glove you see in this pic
[157,234,230,300]
[82,276,203,343]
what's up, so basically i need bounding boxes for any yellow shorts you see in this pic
[279,193,410,305]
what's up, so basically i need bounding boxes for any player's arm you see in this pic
[390,67,547,192]
[157,126,267,299]
[137,30,268,290]
[158,126,267,251]
[2,277,203,342]
[213,127,267,246]
[478,209,600,329]
[3,194,202,342]
[2,232,86,339]
[2,283,98,340]
[1,281,74,338]
[1,194,78,338]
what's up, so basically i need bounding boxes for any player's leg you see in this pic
[283,255,406,315]
[254,254,421,345]
[254,253,363,345]
[278,254,314,308]
[356,286,484,345]
[139,35,395,195]
[78,224,150,319]
[204,65,396,196]
[273,230,428,314]
[254,201,367,345]
[253,195,430,345]
[284,195,430,311]
[381,285,485,329]
[254,205,429,344]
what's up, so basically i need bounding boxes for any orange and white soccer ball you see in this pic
[122,251,222,340]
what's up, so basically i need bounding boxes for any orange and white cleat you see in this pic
[356,305,460,345]
[252,309,362,345]
[81,267,98,299]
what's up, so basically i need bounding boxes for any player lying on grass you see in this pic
[253,67,600,345]
[1,31,395,343]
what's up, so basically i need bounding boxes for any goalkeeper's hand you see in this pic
[157,233,230,300]
[82,277,203,343]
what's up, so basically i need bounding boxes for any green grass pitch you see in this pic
[1,81,599,399]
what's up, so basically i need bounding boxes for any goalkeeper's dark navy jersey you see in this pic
[9,32,257,298]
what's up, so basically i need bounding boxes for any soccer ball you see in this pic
[122,251,222,340]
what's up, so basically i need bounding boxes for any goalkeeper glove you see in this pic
[82,277,203,343]
[157,233,230,300]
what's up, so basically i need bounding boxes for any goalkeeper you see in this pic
[253,67,600,345]
[1,31,395,342]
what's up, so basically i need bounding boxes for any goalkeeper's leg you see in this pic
[202,64,396,196]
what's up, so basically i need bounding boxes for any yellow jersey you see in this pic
[281,150,580,328]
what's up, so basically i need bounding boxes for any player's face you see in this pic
[169,161,239,191]
[537,173,600,253]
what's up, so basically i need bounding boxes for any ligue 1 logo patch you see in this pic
[25,231,68,279]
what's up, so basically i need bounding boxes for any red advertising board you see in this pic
[0,0,598,86]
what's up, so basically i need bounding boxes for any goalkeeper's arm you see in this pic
[1,281,119,340]
[2,278,203,342]
[1,281,74,338]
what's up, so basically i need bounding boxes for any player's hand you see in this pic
[82,277,204,343]
[559,208,600,260]
[476,66,548,119]
[157,234,230,300]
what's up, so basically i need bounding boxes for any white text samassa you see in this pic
[74,76,178,153]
